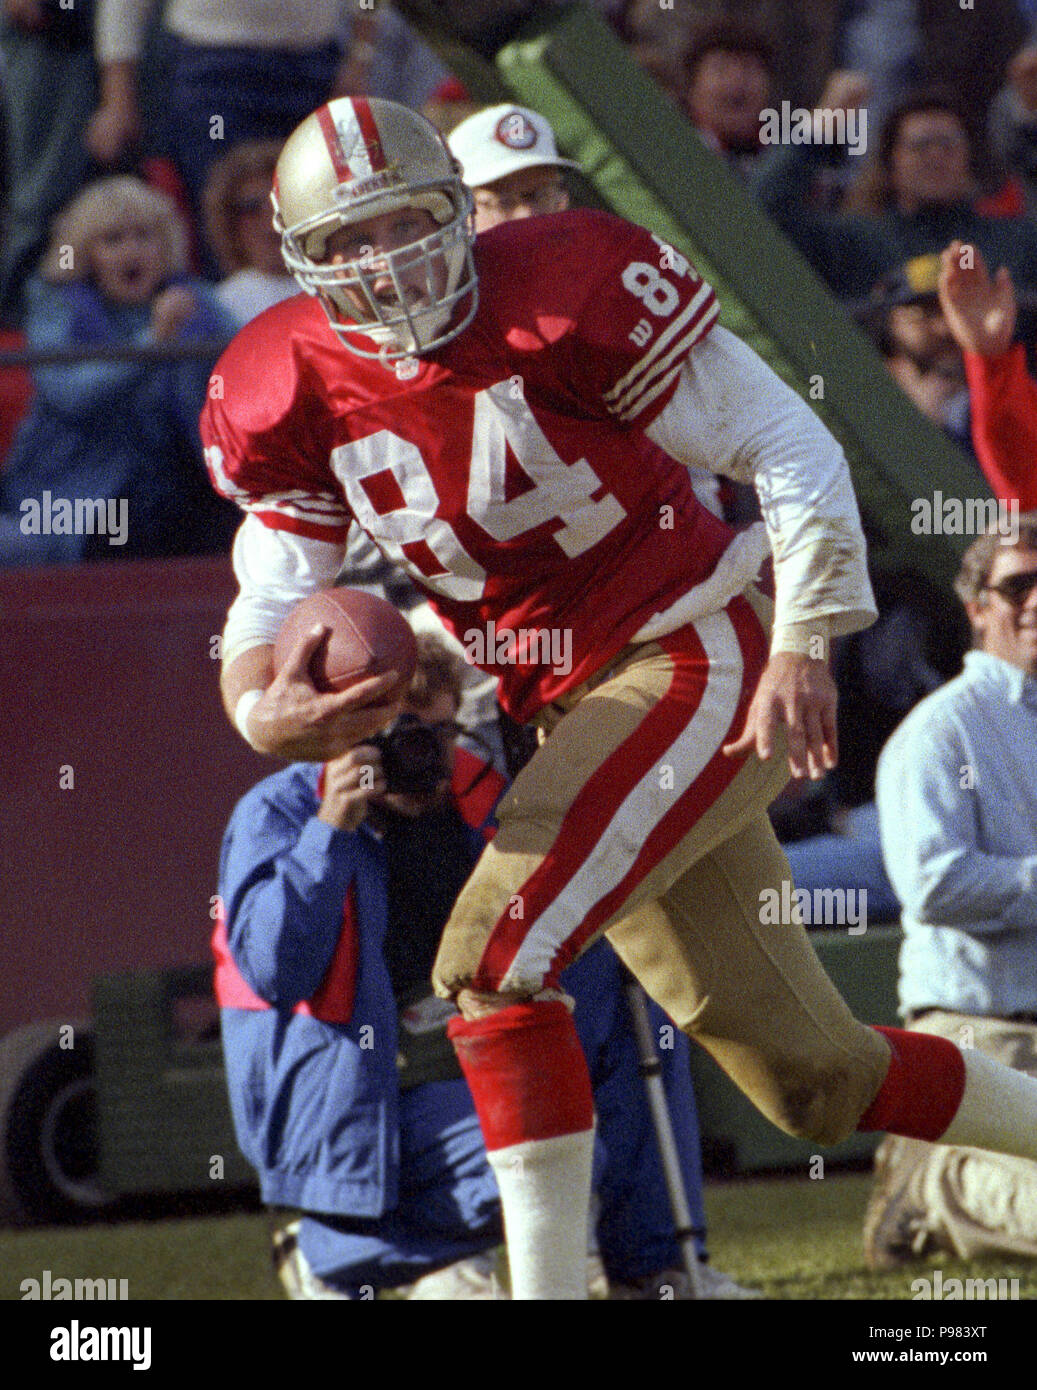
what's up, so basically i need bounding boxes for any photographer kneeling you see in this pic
[214,633,753,1298]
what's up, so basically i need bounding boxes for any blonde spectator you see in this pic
[0,176,238,566]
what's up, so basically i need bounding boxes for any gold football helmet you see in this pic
[272,97,478,360]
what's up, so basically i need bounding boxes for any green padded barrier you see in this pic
[397,2,988,586]
[91,928,899,1192]
[93,966,254,1195]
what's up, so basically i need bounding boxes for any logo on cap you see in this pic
[495,111,538,150]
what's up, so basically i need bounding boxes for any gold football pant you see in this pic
[433,588,890,1144]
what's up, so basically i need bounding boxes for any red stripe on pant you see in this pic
[473,594,767,991]
[472,622,709,990]
[587,595,769,935]
[447,1001,594,1150]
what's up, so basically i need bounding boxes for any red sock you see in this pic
[448,1000,594,1150]
[857,1025,966,1140]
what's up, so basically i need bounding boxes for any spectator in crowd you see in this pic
[837,0,1031,169]
[1,0,101,321]
[836,0,922,135]
[0,176,238,566]
[859,254,973,453]
[866,515,1037,1268]
[90,0,353,230]
[201,142,296,328]
[338,2,449,110]
[420,76,480,138]
[216,635,756,1299]
[625,1,839,112]
[447,103,575,230]
[911,0,1030,184]
[0,0,207,312]
[680,19,776,179]
[834,0,1029,180]
[988,43,1037,217]
[755,90,1037,301]
[620,0,706,102]
[939,238,1037,509]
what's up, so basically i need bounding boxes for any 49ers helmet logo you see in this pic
[495,111,538,150]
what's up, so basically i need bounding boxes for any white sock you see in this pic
[940,1048,1037,1159]
[488,1127,596,1300]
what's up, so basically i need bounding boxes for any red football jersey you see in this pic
[203,208,737,721]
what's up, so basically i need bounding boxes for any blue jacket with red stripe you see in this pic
[215,753,495,1217]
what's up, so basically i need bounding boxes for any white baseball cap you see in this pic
[447,104,578,190]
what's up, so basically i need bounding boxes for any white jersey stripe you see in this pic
[602,282,715,404]
[611,300,721,420]
[498,608,745,992]
[616,361,686,424]
[248,494,345,513]
[246,493,350,524]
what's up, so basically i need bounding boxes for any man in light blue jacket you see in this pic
[867,510,1037,1267]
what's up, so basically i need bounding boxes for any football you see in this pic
[272,588,418,698]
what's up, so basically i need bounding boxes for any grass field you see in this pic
[2,1171,1034,1301]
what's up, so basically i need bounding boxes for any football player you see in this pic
[203,97,1037,1300]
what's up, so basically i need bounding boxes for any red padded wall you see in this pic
[0,558,269,1032]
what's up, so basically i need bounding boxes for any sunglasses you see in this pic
[982,570,1037,605]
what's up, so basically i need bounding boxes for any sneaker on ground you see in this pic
[271,1221,355,1300]
[609,1263,764,1300]
[862,1138,938,1271]
[406,1252,504,1300]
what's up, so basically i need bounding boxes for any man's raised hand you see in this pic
[938,240,1017,359]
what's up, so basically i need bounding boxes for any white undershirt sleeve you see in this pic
[645,325,877,652]
[222,513,347,667]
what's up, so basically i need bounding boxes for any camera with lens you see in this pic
[372,713,451,796]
